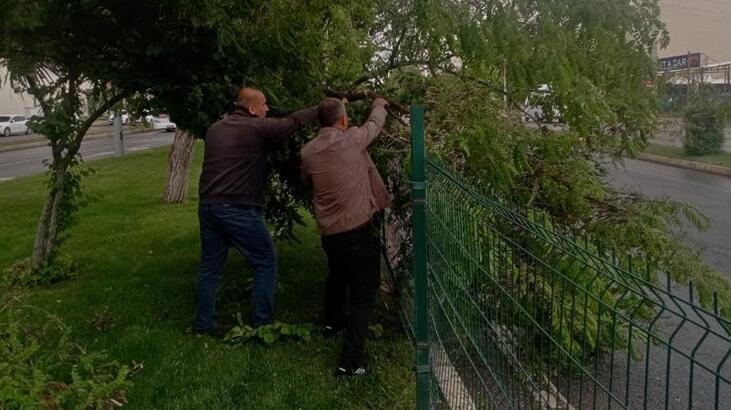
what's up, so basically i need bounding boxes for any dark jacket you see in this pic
[199,106,317,207]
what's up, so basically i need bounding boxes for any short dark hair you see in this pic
[318,98,346,127]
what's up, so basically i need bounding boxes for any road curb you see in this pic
[637,153,731,178]
[0,128,154,153]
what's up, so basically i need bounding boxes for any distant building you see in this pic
[658,0,731,95]
[0,67,39,116]
[0,67,99,118]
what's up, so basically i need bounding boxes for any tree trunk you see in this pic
[30,169,66,269]
[44,170,66,257]
[31,191,55,269]
[162,129,196,203]
[25,86,126,271]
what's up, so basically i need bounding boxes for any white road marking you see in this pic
[84,151,115,159]
[0,159,36,168]
[708,246,731,257]
[128,145,151,151]
[0,177,15,182]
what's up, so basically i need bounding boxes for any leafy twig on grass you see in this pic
[368,324,384,339]
[223,314,314,345]
[89,307,116,332]
[2,255,75,288]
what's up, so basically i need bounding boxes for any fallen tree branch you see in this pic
[324,87,410,126]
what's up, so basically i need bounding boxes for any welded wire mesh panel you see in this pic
[423,157,731,410]
[383,207,416,339]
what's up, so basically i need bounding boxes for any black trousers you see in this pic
[321,221,380,368]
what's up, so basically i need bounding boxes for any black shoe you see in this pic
[321,325,345,338]
[334,364,367,377]
[335,360,367,377]
[322,315,349,338]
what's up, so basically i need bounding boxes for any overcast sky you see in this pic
[660,0,731,62]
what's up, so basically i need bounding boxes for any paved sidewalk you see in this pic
[637,153,731,178]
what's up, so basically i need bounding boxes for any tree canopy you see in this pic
[1,0,727,312]
[369,0,727,311]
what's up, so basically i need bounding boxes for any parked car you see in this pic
[0,114,30,137]
[523,84,564,124]
[150,114,176,132]
[107,110,131,125]
[140,109,154,125]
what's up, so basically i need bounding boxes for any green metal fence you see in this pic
[387,106,731,409]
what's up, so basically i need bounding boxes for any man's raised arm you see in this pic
[352,98,389,149]
[259,106,318,139]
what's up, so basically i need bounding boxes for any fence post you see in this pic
[411,105,430,409]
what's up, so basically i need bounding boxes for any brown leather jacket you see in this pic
[300,101,391,236]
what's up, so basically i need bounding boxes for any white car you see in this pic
[523,84,563,124]
[107,110,131,125]
[150,114,176,132]
[0,114,30,137]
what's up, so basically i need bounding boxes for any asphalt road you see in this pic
[608,158,731,277]
[602,158,731,410]
[0,130,174,181]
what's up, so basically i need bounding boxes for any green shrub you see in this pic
[684,98,726,155]
[0,303,131,409]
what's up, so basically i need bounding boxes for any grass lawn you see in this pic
[0,144,415,409]
[644,143,731,168]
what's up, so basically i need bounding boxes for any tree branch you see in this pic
[353,54,453,86]
[25,73,66,163]
[73,91,128,149]
[324,87,410,126]
[387,28,408,70]
[443,69,556,136]
[23,74,52,116]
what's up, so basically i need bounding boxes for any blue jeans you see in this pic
[195,204,277,331]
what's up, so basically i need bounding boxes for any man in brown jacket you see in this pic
[300,97,390,376]
[195,87,317,334]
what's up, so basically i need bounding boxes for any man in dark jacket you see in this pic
[195,87,317,333]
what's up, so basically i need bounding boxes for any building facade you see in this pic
[0,68,38,116]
